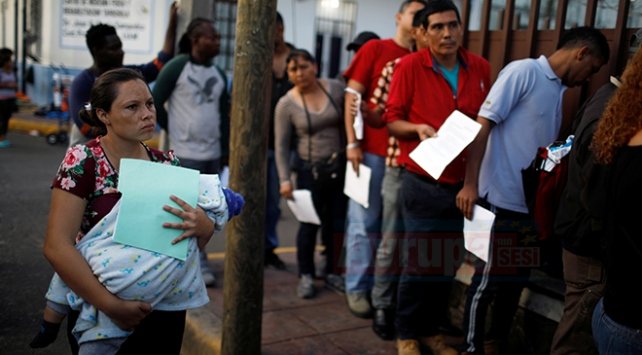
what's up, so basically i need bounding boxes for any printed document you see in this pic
[409,110,481,180]
[286,190,321,225]
[463,205,495,262]
[343,162,371,208]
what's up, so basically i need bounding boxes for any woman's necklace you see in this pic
[100,140,147,174]
[100,141,121,174]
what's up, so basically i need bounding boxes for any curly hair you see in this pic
[85,24,118,55]
[591,48,642,164]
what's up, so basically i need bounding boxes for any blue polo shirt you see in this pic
[478,55,566,213]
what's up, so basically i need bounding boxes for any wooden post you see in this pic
[222,1,276,354]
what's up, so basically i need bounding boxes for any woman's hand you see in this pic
[103,298,152,331]
[163,195,215,249]
[347,145,363,175]
[280,181,294,200]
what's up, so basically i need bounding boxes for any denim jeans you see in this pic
[265,150,281,251]
[593,298,642,354]
[371,166,403,310]
[395,171,464,339]
[344,152,385,294]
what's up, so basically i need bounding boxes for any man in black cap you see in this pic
[346,31,381,53]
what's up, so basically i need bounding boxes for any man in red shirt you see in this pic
[342,0,427,319]
[384,0,490,353]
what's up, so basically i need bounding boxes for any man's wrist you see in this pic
[346,142,360,149]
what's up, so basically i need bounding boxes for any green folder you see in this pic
[113,159,199,261]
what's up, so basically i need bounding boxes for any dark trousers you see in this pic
[295,165,347,276]
[395,171,464,339]
[67,310,186,355]
[462,202,535,354]
[0,99,15,136]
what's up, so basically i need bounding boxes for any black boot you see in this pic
[372,308,395,340]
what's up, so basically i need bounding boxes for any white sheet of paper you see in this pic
[343,162,371,208]
[286,189,321,225]
[345,87,364,140]
[409,110,482,180]
[463,205,496,263]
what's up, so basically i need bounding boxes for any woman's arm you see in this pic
[43,189,152,330]
[274,95,295,199]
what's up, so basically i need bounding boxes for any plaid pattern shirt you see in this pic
[371,58,401,168]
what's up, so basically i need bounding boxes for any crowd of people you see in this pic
[12,0,641,354]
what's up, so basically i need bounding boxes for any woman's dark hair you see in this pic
[286,48,316,65]
[78,68,146,135]
[178,18,214,54]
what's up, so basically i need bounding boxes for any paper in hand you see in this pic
[463,205,495,262]
[345,87,364,140]
[343,162,371,208]
[113,159,199,260]
[409,110,481,180]
[286,189,321,225]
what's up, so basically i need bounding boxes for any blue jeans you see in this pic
[593,298,642,354]
[371,166,403,310]
[344,152,385,294]
[265,150,281,251]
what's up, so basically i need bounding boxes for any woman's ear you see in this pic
[96,109,110,125]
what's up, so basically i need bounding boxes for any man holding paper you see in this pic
[383,0,490,353]
[455,27,609,355]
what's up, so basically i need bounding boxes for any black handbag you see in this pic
[310,150,346,183]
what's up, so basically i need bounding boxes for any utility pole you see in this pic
[222,0,276,354]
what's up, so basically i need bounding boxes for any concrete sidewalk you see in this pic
[182,250,402,355]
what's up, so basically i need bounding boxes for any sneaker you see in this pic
[201,270,216,287]
[297,274,315,299]
[397,339,420,355]
[418,334,458,355]
[346,292,373,318]
[264,250,286,270]
[324,273,345,294]
[0,140,10,148]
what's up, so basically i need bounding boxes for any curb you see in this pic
[9,115,160,148]
[182,305,222,355]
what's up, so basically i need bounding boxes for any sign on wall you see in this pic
[61,0,154,53]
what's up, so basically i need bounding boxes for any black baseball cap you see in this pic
[346,31,380,51]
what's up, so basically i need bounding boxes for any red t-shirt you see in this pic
[384,48,491,184]
[343,38,411,157]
